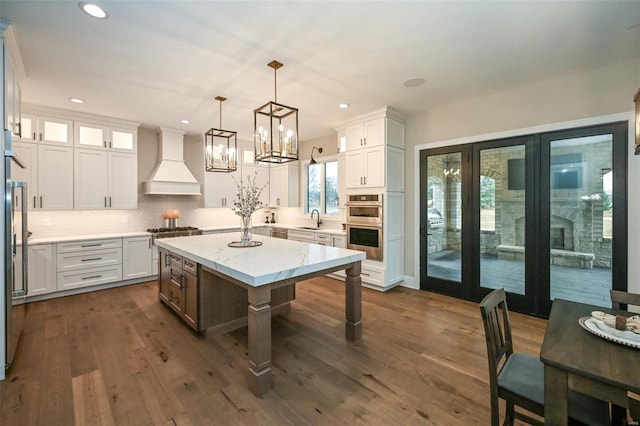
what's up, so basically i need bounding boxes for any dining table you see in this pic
[540,298,640,425]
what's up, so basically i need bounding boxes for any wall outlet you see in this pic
[43,218,50,226]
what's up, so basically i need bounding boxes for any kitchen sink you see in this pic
[296,226,320,230]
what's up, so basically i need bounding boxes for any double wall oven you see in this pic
[345,194,383,261]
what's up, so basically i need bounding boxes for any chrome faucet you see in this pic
[310,209,322,228]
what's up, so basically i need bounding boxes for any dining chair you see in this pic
[610,289,640,422]
[610,289,640,311]
[479,288,610,426]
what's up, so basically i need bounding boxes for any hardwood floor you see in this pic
[1,277,547,425]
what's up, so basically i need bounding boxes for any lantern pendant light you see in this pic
[254,60,299,163]
[205,96,237,172]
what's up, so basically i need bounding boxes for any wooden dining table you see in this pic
[540,298,640,425]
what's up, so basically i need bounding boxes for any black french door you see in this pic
[420,122,627,317]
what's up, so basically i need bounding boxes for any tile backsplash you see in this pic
[27,198,344,239]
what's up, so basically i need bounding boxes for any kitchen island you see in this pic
[154,232,365,397]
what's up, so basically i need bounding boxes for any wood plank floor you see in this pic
[0,277,547,425]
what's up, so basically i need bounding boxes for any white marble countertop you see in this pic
[154,233,364,287]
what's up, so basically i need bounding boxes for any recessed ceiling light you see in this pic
[79,2,108,19]
[69,97,85,104]
[403,77,425,88]
[338,103,350,109]
[180,119,190,124]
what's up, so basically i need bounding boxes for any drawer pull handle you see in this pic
[81,243,102,248]
[81,257,102,262]
[185,261,194,268]
[82,275,102,280]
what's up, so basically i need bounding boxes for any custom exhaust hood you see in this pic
[144,127,201,195]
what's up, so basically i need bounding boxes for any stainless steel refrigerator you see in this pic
[4,157,27,369]
[3,30,28,370]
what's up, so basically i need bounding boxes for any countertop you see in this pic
[154,233,364,286]
[24,223,345,246]
[201,223,346,236]
[26,231,152,246]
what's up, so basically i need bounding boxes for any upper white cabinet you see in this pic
[345,117,385,151]
[11,142,38,210]
[345,146,385,189]
[37,144,74,210]
[269,163,299,207]
[343,110,405,191]
[20,114,73,145]
[74,121,137,152]
[243,164,270,206]
[74,149,137,210]
[204,168,240,208]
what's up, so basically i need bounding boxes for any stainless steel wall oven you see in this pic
[345,194,383,261]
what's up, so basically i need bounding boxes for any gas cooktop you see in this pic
[147,226,203,240]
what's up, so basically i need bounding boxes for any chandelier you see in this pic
[205,96,237,172]
[254,60,299,163]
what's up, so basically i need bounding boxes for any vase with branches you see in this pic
[230,171,268,247]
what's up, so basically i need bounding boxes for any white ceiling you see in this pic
[1,1,639,141]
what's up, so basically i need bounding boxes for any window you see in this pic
[306,159,339,214]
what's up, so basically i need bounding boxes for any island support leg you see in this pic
[345,261,362,341]
[247,286,272,397]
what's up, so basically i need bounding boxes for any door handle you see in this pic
[39,196,42,208]
[104,196,107,208]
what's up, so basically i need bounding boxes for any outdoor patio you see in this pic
[427,249,612,307]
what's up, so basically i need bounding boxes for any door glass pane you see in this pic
[479,145,526,295]
[79,125,104,147]
[426,152,462,281]
[43,121,68,143]
[549,135,612,307]
[111,130,134,150]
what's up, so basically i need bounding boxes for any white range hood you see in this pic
[144,127,201,195]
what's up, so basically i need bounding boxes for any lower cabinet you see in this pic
[158,248,296,334]
[122,236,153,279]
[158,248,199,331]
[56,238,123,291]
[27,244,56,296]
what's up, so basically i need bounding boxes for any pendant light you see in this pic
[254,60,299,163]
[205,96,237,172]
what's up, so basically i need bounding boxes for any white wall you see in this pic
[404,57,640,293]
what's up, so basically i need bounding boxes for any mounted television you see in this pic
[507,154,583,190]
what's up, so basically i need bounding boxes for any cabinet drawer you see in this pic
[57,265,123,291]
[168,252,182,268]
[182,258,197,275]
[314,233,331,243]
[57,238,122,253]
[361,265,384,286]
[168,282,183,315]
[57,247,122,272]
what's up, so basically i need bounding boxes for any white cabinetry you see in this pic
[332,234,346,248]
[123,236,153,280]
[74,121,137,152]
[11,142,37,209]
[242,164,270,206]
[345,146,385,188]
[38,144,74,210]
[269,163,299,207]
[20,114,72,145]
[287,229,316,243]
[27,244,56,296]
[74,149,137,209]
[204,167,240,208]
[56,238,123,291]
[345,118,385,151]
[12,142,73,211]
